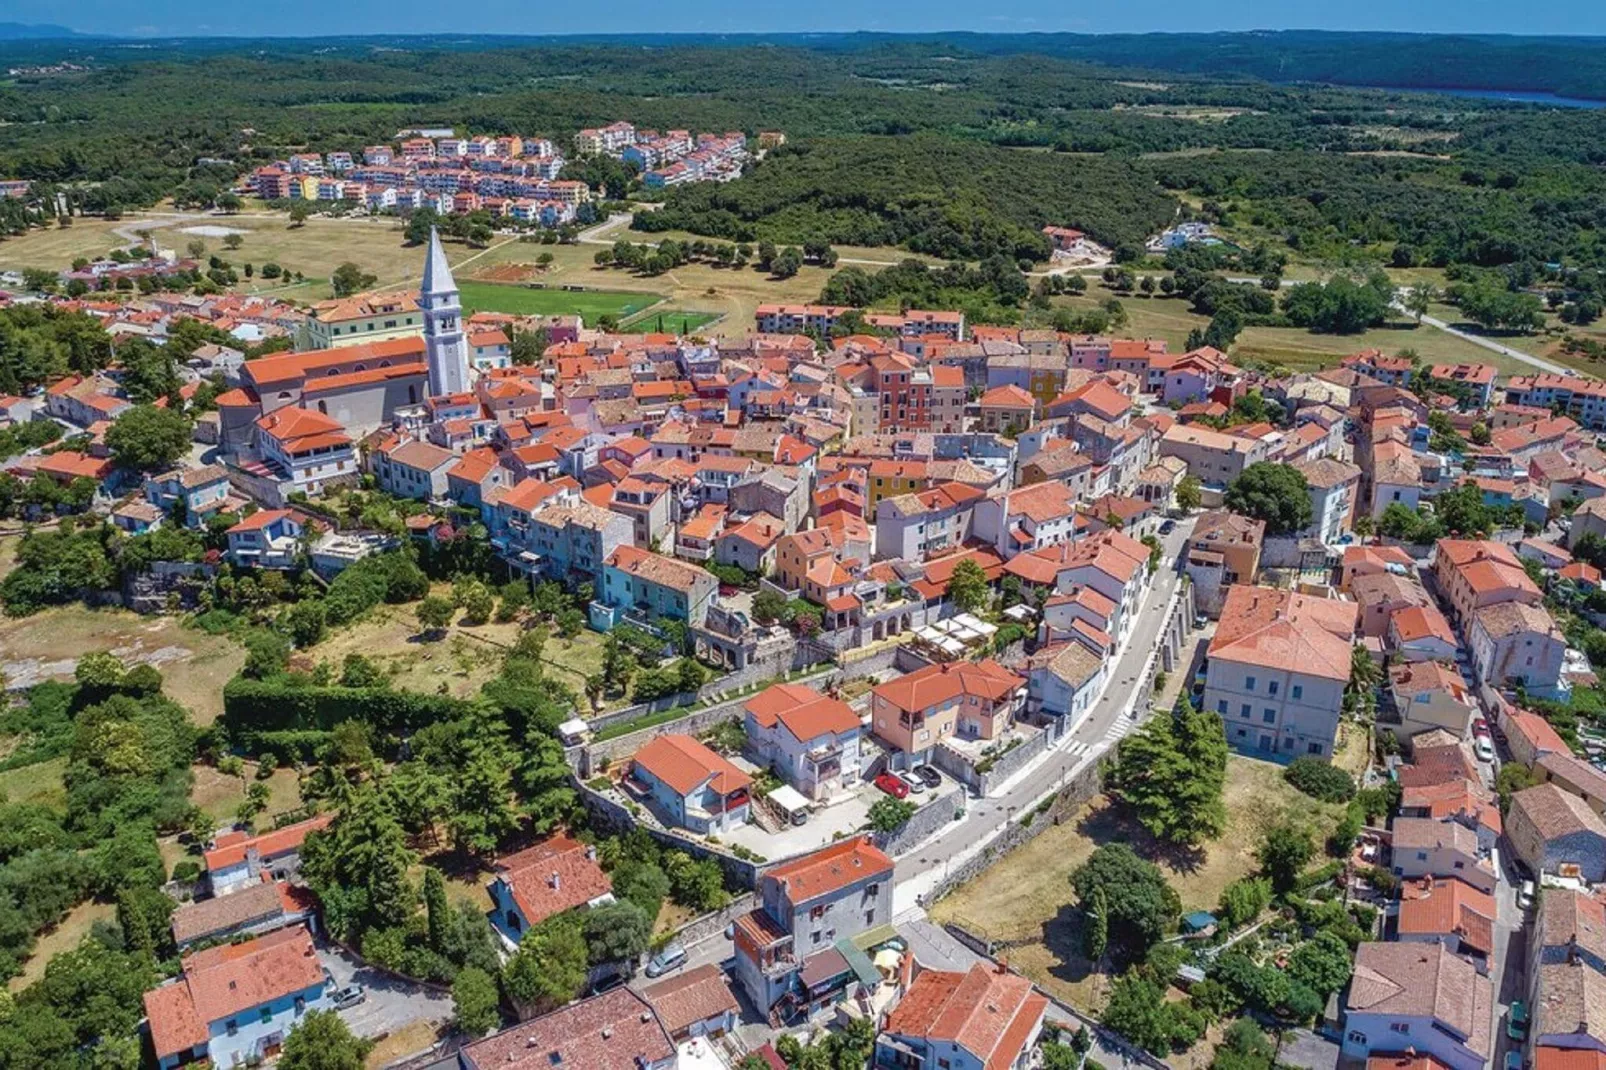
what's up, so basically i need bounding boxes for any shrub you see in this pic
[1283,756,1356,802]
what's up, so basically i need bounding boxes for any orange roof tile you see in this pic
[632,734,750,797]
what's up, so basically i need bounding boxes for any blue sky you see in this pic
[33,0,1606,40]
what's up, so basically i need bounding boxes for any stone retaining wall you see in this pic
[919,759,1105,909]
[669,891,757,948]
[877,785,965,856]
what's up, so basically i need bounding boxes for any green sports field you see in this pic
[456,280,661,320]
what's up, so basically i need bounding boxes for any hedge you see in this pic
[222,676,470,734]
[235,728,335,763]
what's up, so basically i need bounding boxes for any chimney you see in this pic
[601,1027,613,1040]
[585,845,597,863]
[550,872,561,890]
[1570,933,1581,966]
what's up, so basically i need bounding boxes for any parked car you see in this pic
[1505,1051,1523,1070]
[897,770,927,795]
[874,772,910,799]
[1518,880,1536,912]
[588,972,627,997]
[1473,717,1491,737]
[1159,519,1176,535]
[1474,736,1495,763]
[645,943,687,978]
[331,985,366,1010]
[913,764,942,788]
[1508,999,1530,1042]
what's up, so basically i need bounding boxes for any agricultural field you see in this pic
[928,757,1344,1014]
[0,605,246,724]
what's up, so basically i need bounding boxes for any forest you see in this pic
[2,35,1606,277]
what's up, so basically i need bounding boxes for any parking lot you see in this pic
[317,941,453,1041]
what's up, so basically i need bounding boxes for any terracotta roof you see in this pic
[872,658,1024,714]
[978,384,1036,410]
[1507,708,1570,759]
[203,813,333,872]
[384,438,456,471]
[745,683,859,743]
[885,963,1048,1070]
[606,543,715,594]
[146,927,325,1058]
[1369,1055,1457,1070]
[632,734,750,797]
[1389,604,1457,646]
[244,336,425,387]
[460,987,674,1070]
[763,836,892,905]
[448,446,501,484]
[1397,877,1496,953]
[1346,942,1491,1053]
[639,963,739,1036]
[1208,585,1357,681]
[494,835,613,928]
[227,508,294,533]
[1536,1050,1606,1070]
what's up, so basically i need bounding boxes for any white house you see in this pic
[1341,942,1492,1070]
[742,683,862,801]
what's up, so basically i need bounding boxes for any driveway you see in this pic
[317,942,454,1040]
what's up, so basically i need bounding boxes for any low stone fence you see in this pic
[668,891,757,948]
[576,779,762,889]
[877,784,965,856]
[919,759,1105,909]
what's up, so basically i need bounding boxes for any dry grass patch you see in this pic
[364,1019,448,1069]
[0,606,245,724]
[928,756,1342,1014]
[9,900,115,992]
[310,594,607,700]
[190,764,303,824]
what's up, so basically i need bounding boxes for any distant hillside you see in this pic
[0,23,83,40]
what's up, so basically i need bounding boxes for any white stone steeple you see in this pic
[420,227,470,398]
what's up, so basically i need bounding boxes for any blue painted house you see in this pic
[144,926,328,1069]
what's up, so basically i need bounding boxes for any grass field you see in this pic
[1051,290,1533,375]
[0,606,246,724]
[623,308,723,333]
[928,757,1343,1014]
[456,279,661,320]
[0,756,67,809]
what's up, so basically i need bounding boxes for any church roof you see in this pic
[422,226,456,295]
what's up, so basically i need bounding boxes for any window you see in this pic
[1240,704,1251,719]
[1389,1023,1410,1035]
[1417,851,1428,861]
[261,1006,273,1024]
[1291,684,1303,701]
[226,1020,238,1036]
[1263,709,1276,724]
[1268,681,1279,696]
[810,905,824,920]
[1308,742,1323,755]
[1217,700,1228,715]
[1244,676,1255,691]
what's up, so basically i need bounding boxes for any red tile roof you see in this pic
[460,986,674,1070]
[885,963,1049,1070]
[203,813,333,872]
[633,734,750,797]
[494,835,613,928]
[639,962,740,1036]
[872,658,1024,715]
[763,836,892,905]
[745,683,859,743]
[145,927,325,1059]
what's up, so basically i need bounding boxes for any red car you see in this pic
[874,772,910,799]
[1473,717,1491,738]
